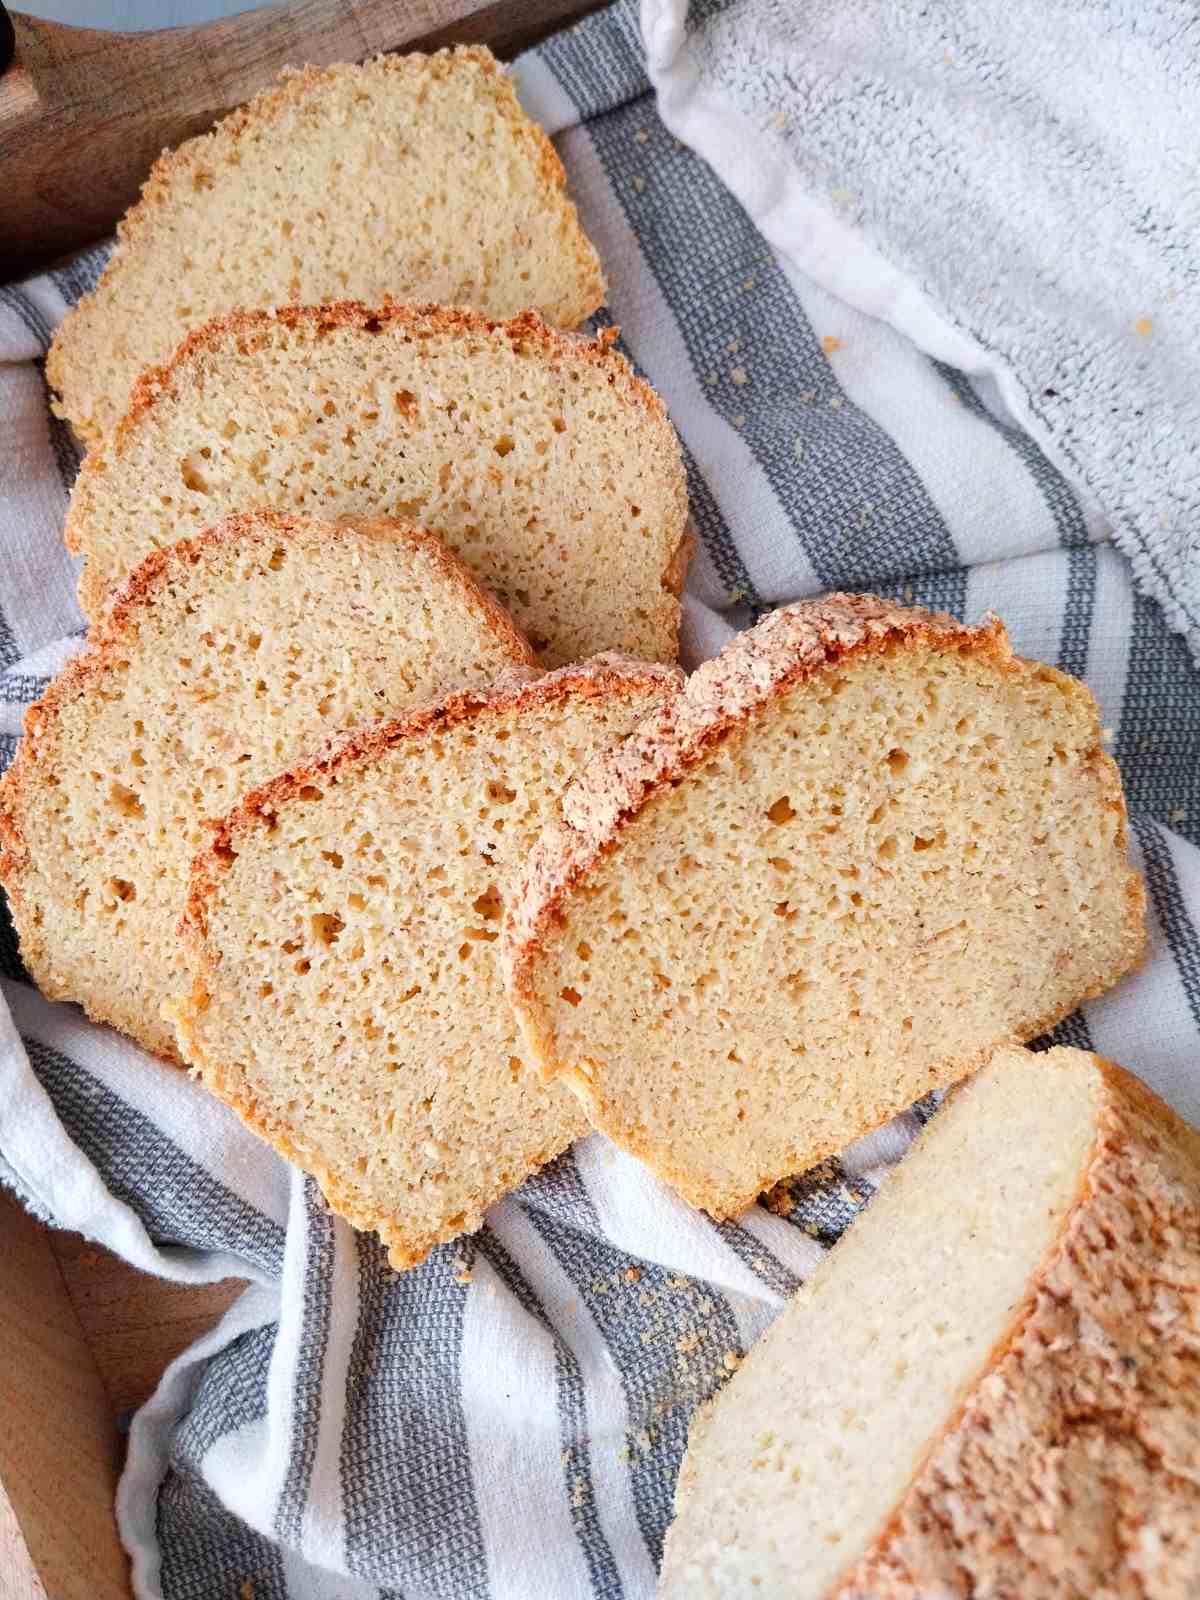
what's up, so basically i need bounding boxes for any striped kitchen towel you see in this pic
[2,1,1199,1596]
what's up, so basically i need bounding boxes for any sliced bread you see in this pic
[659,1045,1200,1598]
[63,303,690,665]
[169,658,680,1269]
[0,511,533,1059]
[46,47,604,447]
[504,595,1146,1215]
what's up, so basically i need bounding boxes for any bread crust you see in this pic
[502,595,1147,1216]
[171,653,682,1267]
[659,1051,1200,1597]
[0,510,534,1059]
[47,46,605,445]
[825,1052,1200,1600]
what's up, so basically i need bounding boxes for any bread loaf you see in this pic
[659,1045,1200,1599]
[0,511,532,1058]
[63,303,690,665]
[504,595,1145,1215]
[46,47,604,446]
[170,658,681,1269]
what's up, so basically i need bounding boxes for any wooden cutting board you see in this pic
[0,0,599,276]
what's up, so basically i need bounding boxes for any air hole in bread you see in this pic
[311,912,344,946]
[108,780,145,819]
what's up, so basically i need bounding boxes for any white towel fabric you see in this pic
[643,0,1200,668]
[0,2,1197,1596]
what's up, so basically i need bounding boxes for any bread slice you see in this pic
[0,511,533,1059]
[169,658,680,1269]
[63,303,690,666]
[46,47,604,447]
[504,595,1146,1215]
[659,1045,1200,1598]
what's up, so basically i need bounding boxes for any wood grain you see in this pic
[49,1230,245,1414]
[0,0,601,274]
[0,1187,129,1599]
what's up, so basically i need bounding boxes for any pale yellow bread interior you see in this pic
[63,303,689,667]
[505,596,1145,1215]
[170,658,680,1269]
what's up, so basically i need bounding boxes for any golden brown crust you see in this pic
[47,46,605,444]
[502,596,1146,1216]
[830,1053,1200,1600]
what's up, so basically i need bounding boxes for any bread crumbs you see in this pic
[730,366,749,386]
[632,176,646,193]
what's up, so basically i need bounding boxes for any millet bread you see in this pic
[46,47,605,446]
[504,594,1146,1215]
[0,510,534,1058]
[169,657,681,1270]
[63,303,690,665]
[659,1045,1200,1599]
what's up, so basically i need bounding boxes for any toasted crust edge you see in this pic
[47,46,605,443]
[0,509,534,1060]
[825,1049,1200,1595]
[169,652,682,1268]
[661,1049,1200,1593]
[501,595,1148,1216]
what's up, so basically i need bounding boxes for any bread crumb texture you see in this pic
[659,1047,1200,1600]
[0,512,532,1058]
[64,303,689,666]
[46,47,604,445]
[171,658,680,1270]
[504,595,1145,1215]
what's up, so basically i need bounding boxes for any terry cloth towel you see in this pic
[0,2,1198,1595]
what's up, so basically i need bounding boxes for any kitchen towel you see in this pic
[1,1,1198,1596]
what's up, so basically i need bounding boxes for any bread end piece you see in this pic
[659,1045,1200,1599]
